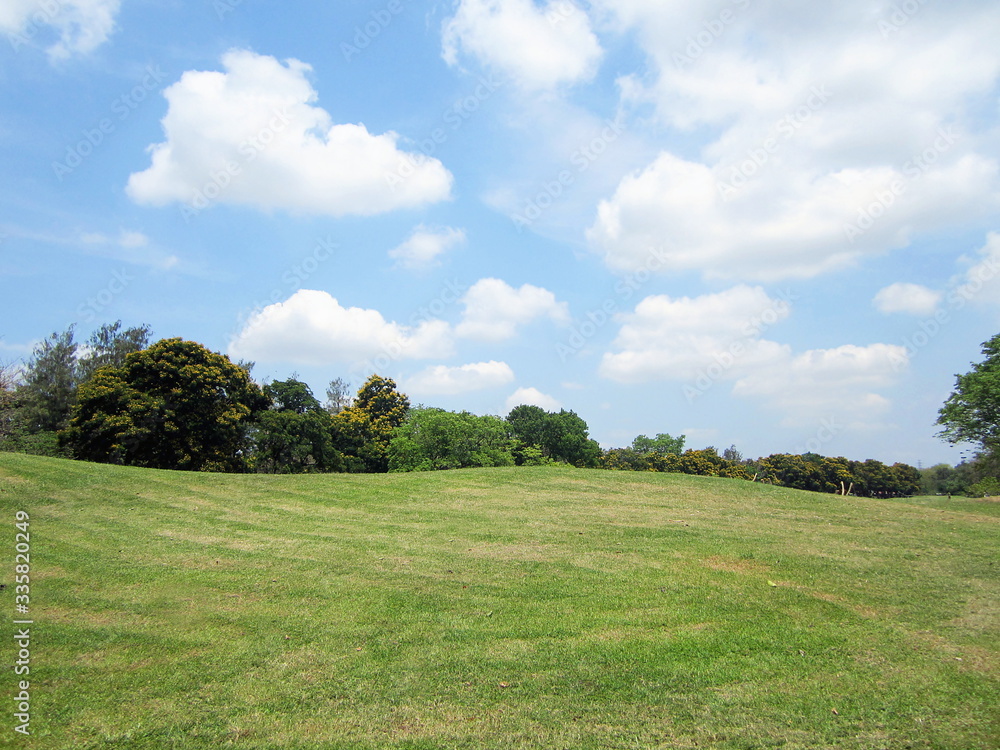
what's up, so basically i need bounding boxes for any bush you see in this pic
[966,477,1000,498]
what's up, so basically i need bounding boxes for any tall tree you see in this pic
[324,377,351,414]
[252,378,341,474]
[507,404,600,467]
[632,433,686,456]
[64,338,269,471]
[76,322,152,383]
[388,408,516,472]
[331,375,409,472]
[264,378,322,414]
[19,327,78,433]
[937,333,1000,459]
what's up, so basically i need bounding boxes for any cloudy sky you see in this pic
[2,0,999,466]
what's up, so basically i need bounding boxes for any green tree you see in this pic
[632,433,686,456]
[63,338,269,471]
[506,405,549,457]
[506,405,600,467]
[76,322,152,383]
[18,327,78,433]
[264,378,321,414]
[937,333,1000,458]
[251,378,342,474]
[331,375,409,472]
[388,408,515,472]
[324,377,351,414]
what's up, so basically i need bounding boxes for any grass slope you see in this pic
[0,453,998,749]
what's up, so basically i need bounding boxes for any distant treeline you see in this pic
[1,323,994,498]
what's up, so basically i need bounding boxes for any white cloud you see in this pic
[127,49,453,217]
[1,0,120,59]
[599,285,792,383]
[405,361,515,396]
[76,228,179,270]
[457,278,570,342]
[952,231,1000,309]
[873,282,942,316]
[588,2,1000,281]
[732,344,908,428]
[389,225,466,270]
[600,285,908,428]
[588,149,999,282]
[442,0,602,91]
[228,290,454,367]
[117,230,149,249]
[505,386,561,413]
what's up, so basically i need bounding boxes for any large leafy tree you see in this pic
[331,375,409,472]
[64,338,269,471]
[388,408,516,472]
[632,433,686,456]
[251,378,341,474]
[937,333,1000,459]
[506,404,600,467]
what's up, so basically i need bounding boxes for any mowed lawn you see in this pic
[1,453,998,749]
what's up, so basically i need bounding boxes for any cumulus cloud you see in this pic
[457,278,570,342]
[732,344,908,428]
[600,285,908,428]
[442,0,602,91]
[600,286,793,384]
[228,289,454,367]
[588,1,1000,281]
[127,49,453,217]
[1,0,120,59]
[951,231,1000,309]
[389,225,466,270]
[405,361,515,396]
[873,282,942,316]
[505,386,561,413]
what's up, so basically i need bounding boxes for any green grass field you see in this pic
[1,452,997,749]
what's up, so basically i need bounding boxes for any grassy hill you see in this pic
[1,452,997,749]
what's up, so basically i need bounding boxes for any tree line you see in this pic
[1,322,997,499]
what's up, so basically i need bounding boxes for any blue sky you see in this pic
[2,0,999,466]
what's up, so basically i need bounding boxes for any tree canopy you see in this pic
[331,375,410,473]
[506,405,601,467]
[388,408,516,472]
[937,333,1000,457]
[63,338,268,471]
